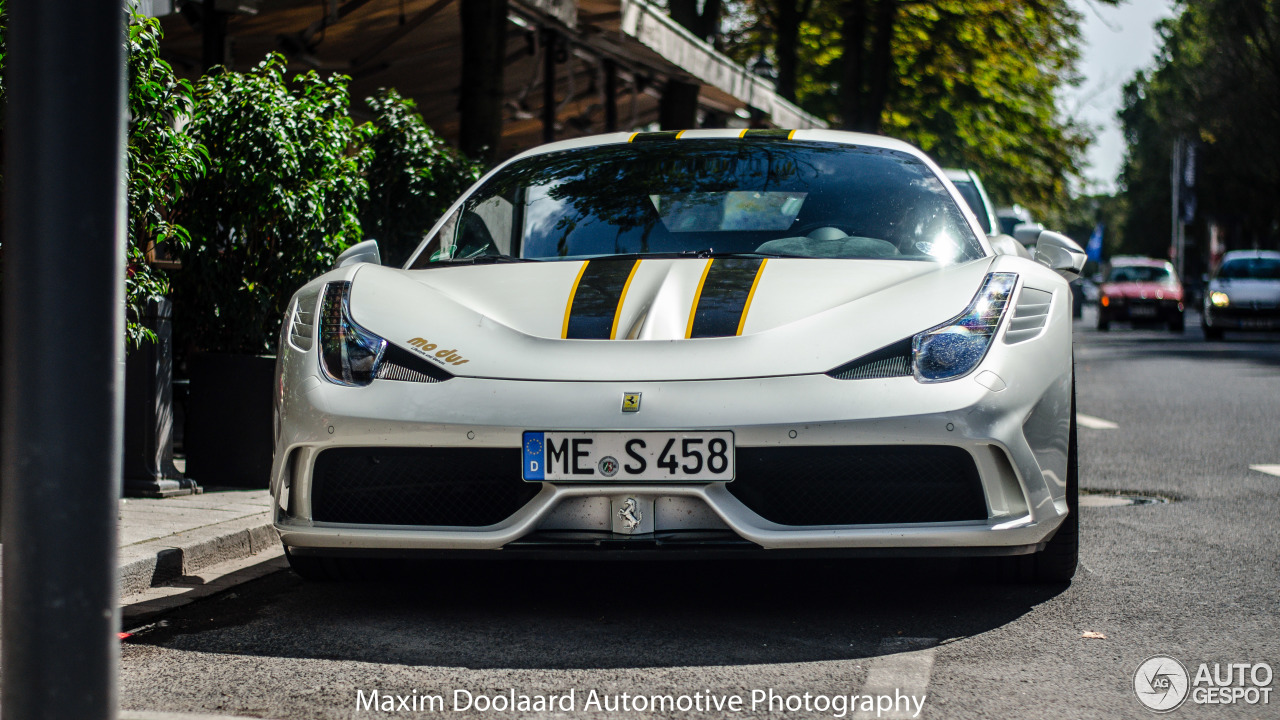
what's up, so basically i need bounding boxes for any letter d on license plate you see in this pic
[522,431,734,481]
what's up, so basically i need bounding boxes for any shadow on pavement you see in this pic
[125,557,1067,670]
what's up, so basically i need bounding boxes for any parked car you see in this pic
[1202,250,1280,340]
[944,168,1000,236]
[1096,257,1185,332]
[272,129,1086,583]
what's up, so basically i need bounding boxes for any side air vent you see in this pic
[288,291,320,351]
[826,339,913,380]
[1004,287,1053,344]
[376,344,454,383]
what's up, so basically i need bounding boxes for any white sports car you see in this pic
[272,129,1086,582]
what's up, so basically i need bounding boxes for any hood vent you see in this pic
[288,291,320,351]
[827,339,913,380]
[1004,287,1052,344]
[376,344,454,383]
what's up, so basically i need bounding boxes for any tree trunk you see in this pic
[659,79,701,130]
[839,0,868,130]
[668,0,724,42]
[863,0,898,133]
[459,0,508,163]
[772,1,810,103]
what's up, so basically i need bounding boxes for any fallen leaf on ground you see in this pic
[1081,631,1107,639]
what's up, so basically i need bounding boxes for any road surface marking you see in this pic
[1077,413,1119,430]
[853,638,937,719]
[1250,464,1280,477]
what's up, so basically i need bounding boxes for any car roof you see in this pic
[1221,250,1280,261]
[508,128,931,164]
[1109,256,1171,267]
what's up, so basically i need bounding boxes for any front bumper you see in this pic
[1203,304,1280,330]
[273,351,1072,557]
[1100,298,1183,323]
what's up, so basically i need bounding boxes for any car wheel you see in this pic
[1027,378,1079,584]
[1096,314,1110,331]
[1169,313,1185,333]
[1203,325,1224,341]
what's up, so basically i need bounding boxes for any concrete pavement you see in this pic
[117,487,278,606]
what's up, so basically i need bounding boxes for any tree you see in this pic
[1118,0,1280,257]
[359,89,481,267]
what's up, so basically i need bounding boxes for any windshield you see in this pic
[409,140,985,267]
[1108,264,1174,283]
[1218,257,1280,280]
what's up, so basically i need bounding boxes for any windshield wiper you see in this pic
[445,254,539,265]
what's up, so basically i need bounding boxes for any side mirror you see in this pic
[335,239,380,268]
[1012,222,1045,246]
[1031,230,1086,280]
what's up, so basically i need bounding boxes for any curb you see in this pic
[118,513,278,596]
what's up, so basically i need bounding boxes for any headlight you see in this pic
[913,273,1017,383]
[1209,291,1230,307]
[319,281,387,386]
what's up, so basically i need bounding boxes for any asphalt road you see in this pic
[118,308,1280,719]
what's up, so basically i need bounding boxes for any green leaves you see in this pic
[358,89,482,267]
[173,53,371,356]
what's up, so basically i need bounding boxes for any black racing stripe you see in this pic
[630,130,684,142]
[565,259,637,339]
[689,258,765,338]
[743,128,793,139]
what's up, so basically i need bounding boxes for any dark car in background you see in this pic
[944,168,1000,236]
[1097,257,1185,332]
[1202,250,1280,340]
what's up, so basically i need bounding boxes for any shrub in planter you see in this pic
[173,54,368,486]
[359,89,481,267]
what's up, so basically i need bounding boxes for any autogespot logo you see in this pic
[1135,655,1190,713]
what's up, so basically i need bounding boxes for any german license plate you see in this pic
[1129,305,1157,317]
[1239,317,1276,329]
[522,431,734,481]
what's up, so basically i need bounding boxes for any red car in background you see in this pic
[1097,257,1185,332]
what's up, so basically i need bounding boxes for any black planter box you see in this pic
[184,353,275,488]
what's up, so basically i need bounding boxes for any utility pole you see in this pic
[2,1,127,719]
[1170,136,1185,281]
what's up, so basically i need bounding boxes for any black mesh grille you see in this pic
[728,445,987,525]
[310,448,539,527]
[827,339,913,380]
[376,344,454,383]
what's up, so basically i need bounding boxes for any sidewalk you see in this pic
[118,487,282,619]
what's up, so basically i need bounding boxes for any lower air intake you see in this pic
[310,448,540,527]
[728,445,987,525]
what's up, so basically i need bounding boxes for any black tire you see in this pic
[1028,380,1079,583]
[1203,324,1224,341]
[1169,313,1185,333]
[1096,314,1110,331]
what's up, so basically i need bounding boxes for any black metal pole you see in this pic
[542,28,557,144]
[2,1,128,719]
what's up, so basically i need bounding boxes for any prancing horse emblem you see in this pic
[621,392,642,413]
[618,498,642,531]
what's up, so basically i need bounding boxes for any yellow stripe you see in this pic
[787,129,797,140]
[736,259,768,336]
[562,261,590,339]
[685,259,715,339]
[675,130,687,139]
[610,260,641,339]
[626,132,640,143]
[738,128,749,138]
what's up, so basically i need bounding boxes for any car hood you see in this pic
[346,257,996,381]
[1208,278,1280,305]
[1101,281,1182,300]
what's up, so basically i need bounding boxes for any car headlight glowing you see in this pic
[1209,291,1230,307]
[912,273,1017,383]
[319,281,387,387]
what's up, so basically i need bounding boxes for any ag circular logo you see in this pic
[1135,655,1190,713]
[598,456,619,477]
